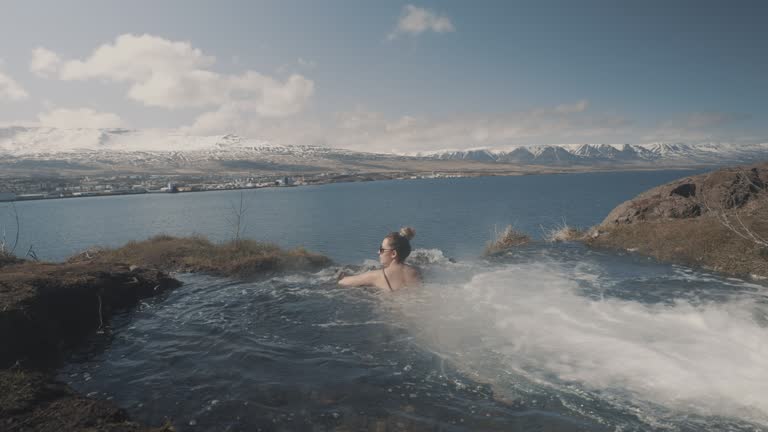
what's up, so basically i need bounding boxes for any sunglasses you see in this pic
[378,247,394,254]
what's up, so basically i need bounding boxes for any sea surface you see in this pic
[3,170,767,431]
[0,170,710,263]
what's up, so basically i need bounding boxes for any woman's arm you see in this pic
[338,270,379,287]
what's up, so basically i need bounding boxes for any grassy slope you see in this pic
[69,234,333,278]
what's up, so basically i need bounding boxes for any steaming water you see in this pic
[16,170,761,430]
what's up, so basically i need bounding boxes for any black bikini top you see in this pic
[382,268,393,292]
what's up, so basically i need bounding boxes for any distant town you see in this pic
[0,171,470,202]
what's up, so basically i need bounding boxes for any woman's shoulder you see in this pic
[404,264,420,274]
[403,264,422,281]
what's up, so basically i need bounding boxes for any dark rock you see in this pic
[670,183,696,198]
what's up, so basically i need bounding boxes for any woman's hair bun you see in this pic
[399,226,416,240]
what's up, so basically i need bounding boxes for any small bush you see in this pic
[485,225,531,255]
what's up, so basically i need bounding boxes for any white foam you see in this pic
[407,248,456,266]
[396,262,768,426]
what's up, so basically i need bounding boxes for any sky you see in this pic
[0,0,766,153]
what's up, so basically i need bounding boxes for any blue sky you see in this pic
[0,0,765,153]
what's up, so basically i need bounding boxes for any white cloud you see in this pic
[639,112,754,144]
[297,57,316,69]
[38,108,126,128]
[321,101,635,153]
[181,103,248,135]
[234,73,315,117]
[0,72,29,101]
[385,115,417,131]
[39,34,314,114]
[179,100,761,153]
[661,111,750,130]
[178,100,632,154]
[337,107,384,130]
[555,99,589,114]
[389,4,455,39]
[30,47,62,78]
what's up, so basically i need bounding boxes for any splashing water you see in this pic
[394,247,768,430]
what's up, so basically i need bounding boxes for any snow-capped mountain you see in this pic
[1,127,767,176]
[0,127,401,175]
[420,142,768,165]
[0,126,360,158]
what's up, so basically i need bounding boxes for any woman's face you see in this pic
[379,238,396,265]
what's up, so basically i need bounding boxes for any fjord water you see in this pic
[8,170,765,431]
[0,170,710,263]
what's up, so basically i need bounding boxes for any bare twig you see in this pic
[225,191,250,246]
[700,168,768,248]
[0,202,20,255]
[7,202,20,254]
[25,244,39,261]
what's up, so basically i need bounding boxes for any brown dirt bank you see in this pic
[0,261,181,369]
[1,259,180,430]
[585,162,768,277]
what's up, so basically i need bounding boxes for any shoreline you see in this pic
[1,164,707,203]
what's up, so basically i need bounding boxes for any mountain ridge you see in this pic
[1,126,767,176]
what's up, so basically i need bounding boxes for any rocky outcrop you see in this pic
[601,164,768,225]
[587,162,768,277]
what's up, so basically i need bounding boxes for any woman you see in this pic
[338,227,422,291]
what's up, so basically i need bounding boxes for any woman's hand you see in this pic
[335,269,348,281]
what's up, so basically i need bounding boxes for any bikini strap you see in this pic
[382,268,393,291]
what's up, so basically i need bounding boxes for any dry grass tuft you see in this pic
[484,225,531,256]
[67,234,332,278]
[0,249,22,268]
[542,219,584,243]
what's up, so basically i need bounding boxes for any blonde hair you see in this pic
[399,226,416,240]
